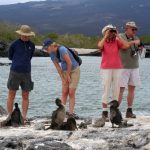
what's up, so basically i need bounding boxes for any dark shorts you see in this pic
[7,71,34,91]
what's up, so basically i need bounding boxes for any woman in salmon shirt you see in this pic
[97,24,129,120]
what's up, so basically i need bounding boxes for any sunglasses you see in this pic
[132,28,137,31]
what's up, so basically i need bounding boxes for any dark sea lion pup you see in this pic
[109,100,133,128]
[60,117,77,131]
[109,100,123,128]
[0,103,24,127]
[50,98,66,130]
[11,103,24,126]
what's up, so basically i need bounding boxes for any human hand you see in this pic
[66,73,71,83]
[133,40,140,45]
[62,77,67,85]
[129,40,140,46]
[116,31,120,38]
[104,30,110,39]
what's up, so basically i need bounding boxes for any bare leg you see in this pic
[61,86,69,105]
[69,88,76,114]
[127,85,135,107]
[118,87,125,105]
[22,90,29,120]
[7,90,16,114]
[102,103,108,109]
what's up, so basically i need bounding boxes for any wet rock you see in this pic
[125,131,150,148]
[78,122,87,129]
[0,105,7,116]
[93,117,105,127]
[83,118,92,125]
[0,137,23,150]
[0,116,150,149]
[34,122,45,130]
[26,140,74,150]
[69,139,108,150]
[143,143,150,150]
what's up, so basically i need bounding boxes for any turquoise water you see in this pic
[0,57,150,117]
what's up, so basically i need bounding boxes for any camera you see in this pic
[109,29,117,33]
[131,42,144,57]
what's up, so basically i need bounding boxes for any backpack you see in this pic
[56,47,82,66]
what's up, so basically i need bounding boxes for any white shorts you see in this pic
[120,68,141,87]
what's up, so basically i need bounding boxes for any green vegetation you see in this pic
[140,35,150,44]
[0,23,99,49]
[0,22,150,51]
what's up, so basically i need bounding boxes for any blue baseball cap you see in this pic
[42,38,54,51]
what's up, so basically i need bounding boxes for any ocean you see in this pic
[0,57,150,118]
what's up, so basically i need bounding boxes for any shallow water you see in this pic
[0,57,150,117]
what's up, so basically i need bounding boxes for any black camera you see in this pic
[109,29,117,33]
[131,42,144,57]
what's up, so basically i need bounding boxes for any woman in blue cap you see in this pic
[43,39,80,119]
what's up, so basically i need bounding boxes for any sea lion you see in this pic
[109,100,134,128]
[50,98,66,129]
[60,117,77,131]
[109,100,123,128]
[11,103,24,126]
[0,103,24,127]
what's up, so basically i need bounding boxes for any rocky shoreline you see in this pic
[0,115,150,150]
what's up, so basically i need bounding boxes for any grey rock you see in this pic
[78,122,87,129]
[84,118,92,125]
[0,137,23,150]
[93,117,105,127]
[0,116,150,150]
[0,105,7,116]
[26,141,74,150]
[34,123,45,130]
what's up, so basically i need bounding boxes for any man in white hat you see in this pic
[7,25,35,123]
[119,21,141,118]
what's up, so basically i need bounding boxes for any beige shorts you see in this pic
[120,68,141,87]
[63,67,80,89]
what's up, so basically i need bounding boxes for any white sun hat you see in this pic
[102,24,117,35]
[125,21,138,29]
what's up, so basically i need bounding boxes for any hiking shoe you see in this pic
[126,108,136,118]
[102,111,109,122]
[66,112,79,119]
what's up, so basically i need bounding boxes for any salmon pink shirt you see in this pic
[100,39,123,69]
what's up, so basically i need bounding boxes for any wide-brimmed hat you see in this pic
[16,25,35,36]
[102,24,117,35]
[125,21,138,29]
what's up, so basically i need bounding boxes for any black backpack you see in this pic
[56,47,82,66]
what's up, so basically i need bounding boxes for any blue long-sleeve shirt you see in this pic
[8,39,35,73]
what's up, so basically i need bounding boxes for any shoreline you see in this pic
[0,115,150,149]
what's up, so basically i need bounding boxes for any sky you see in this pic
[0,0,46,5]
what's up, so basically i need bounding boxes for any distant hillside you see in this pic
[0,0,150,35]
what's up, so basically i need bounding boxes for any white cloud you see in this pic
[0,0,46,5]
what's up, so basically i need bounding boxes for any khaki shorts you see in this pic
[63,67,80,89]
[120,68,141,87]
